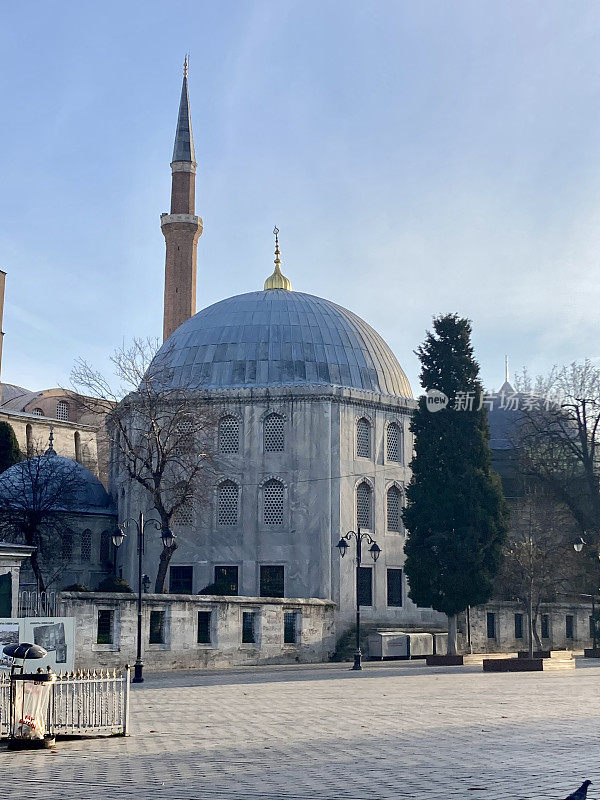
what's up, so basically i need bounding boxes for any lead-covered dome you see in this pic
[0,452,115,516]
[154,290,412,397]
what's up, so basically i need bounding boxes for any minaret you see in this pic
[161,57,203,341]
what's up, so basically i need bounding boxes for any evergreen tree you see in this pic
[0,421,21,473]
[403,314,508,654]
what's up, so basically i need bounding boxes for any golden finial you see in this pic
[183,54,189,78]
[264,226,292,291]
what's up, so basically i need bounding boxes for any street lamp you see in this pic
[113,512,173,683]
[573,534,599,651]
[336,527,381,671]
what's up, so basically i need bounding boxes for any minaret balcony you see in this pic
[160,213,203,230]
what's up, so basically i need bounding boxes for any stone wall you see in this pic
[114,384,443,639]
[59,591,336,671]
[465,600,595,653]
[0,409,99,476]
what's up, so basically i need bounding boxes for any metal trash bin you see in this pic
[3,642,55,749]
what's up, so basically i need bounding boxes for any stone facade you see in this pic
[0,408,99,474]
[115,385,446,640]
[59,591,336,671]
[464,600,596,653]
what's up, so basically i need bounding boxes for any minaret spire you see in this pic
[504,355,509,384]
[172,55,195,164]
[161,58,203,341]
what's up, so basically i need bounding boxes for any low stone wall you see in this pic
[59,592,336,671]
[465,600,594,654]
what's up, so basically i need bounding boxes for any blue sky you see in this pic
[2,0,600,395]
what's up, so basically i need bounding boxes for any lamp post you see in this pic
[336,527,381,671]
[112,512,174,683]
[573,535,599,651]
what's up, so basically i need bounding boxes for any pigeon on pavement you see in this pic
[564,780,592,800]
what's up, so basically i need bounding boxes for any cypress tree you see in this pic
[403,314,508,654]
[0,421,21,473]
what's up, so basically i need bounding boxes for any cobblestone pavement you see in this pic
[2,659,600,800]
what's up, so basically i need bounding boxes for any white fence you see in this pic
[17,590,59,618]
[0,667,130,738]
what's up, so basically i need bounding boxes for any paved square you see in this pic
[2,659,600,799]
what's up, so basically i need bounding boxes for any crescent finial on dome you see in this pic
[264,226,292,291]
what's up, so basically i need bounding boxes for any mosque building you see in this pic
[115,61,445,634]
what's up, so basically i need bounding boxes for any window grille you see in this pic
[62,533,73,560]
[149,610,166,644]
[169,565,193,594]
[214,565,238,595]
[81,529,92,562]
[486,612,496,639]
[100,531,111,563]
[387,422,401,462]
[242,611,257,644]
[32,408,43,417]
[284,611,299,644]
[174,501,193,527]
[514,613,523,639]
[264,414,284,452]
[97,610,113,644]
[541,614,550,639]
[356,482,371,528]
[566,614,574,639]
[356,418,371,458]
[56,401,69,421]
[260,565,284,598]
[387,486,402,532]
[218,481,239,526]
[219,416,240,454]
[175,416,194,453]
[387,569,403,607]
[197,611,211,644]
[263,479,284,525]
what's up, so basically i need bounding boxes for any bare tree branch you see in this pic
[71,338,218,592]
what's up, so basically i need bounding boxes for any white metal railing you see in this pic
[0,667,130,738]
[0,672,9,737]
[17,590,60,618]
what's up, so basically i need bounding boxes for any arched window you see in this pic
[218,415,240,454]
[26,424,33,457]
[62,532,73,560]
[356,418,371,459]
[32,408,43,417]
[81,529,92,561]
[218,480,239,526]
[386,422,402,463]
[74,431,82,462]
[263,479,284,525]
[175,415,194,454]
[264,414,284,452]
[356,482,372,529]
[56,401,69,421]
[173,481,194,526]
[387,485,402,532]
[174,503,193,527]
[100,531,111,563]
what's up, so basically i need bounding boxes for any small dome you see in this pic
[0,452,114,516]
[152,289,412,397]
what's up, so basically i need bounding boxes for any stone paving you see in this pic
[2,658,600,799]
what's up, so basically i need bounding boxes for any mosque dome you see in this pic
[153,289,412,397]
[0,450,114,516]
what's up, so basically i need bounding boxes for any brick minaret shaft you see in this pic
[162,58,203,341]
